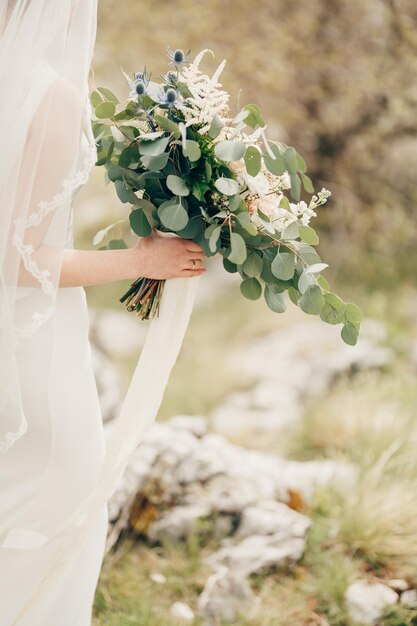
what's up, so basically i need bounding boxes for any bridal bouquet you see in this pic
[90,48,362,345]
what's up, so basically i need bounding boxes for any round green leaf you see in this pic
[263,145,286,176]
[300,173,314,193]
[341,323,359,346]
[97,87,119,104]
[264,286,287,313]
[183,140,201,162]
[283,147,298,174]
[271,250,295,280]
[344,303,363,324]
[130,209,152,237]
[299,285,325,315]
[158,202,189,231]
[228,232,247,264]
[166,174,190,196]
[244,146,262,177]
[139,136,170,156]
[324,292,346,310]
[242,251,263,277]
[215,140,246,162]
[141,152,169,171]
[215,178,240,196]
[209,226,221,253]
[320,302,345,325]
[299,225,319,245]
[290,173,301,201]
[95,101,116,119]
[240,277,262,300]
[223,258,238,273]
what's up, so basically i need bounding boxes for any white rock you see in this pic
[400,589,417,607]
[212,317,391,435]
[197,565,257,625]
[207,533,307,576]
[345,581,398,625]
[150,572,166,584]
[387,578,409,592]
[147,504,211,541]
[170,601,194,622]
[168,415,209,438]
[236,500,311,539]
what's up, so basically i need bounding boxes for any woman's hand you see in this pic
[59,230,206,288]
[130,230,207,279]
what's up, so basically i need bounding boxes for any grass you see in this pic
[89,283,417,625]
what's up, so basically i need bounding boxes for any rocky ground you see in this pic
[88,282,414,625]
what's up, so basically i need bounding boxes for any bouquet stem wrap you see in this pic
[2,243,201,621]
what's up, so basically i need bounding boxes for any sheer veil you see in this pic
[0,0,98,453]
[0,0,201,620]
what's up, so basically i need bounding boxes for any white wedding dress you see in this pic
[0,141,109,625]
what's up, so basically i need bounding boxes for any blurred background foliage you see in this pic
[91,0,417,290]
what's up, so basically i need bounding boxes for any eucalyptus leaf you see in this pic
[130,209,152,237]
[215,177,240,196]
[215,140,246,162]
[97,87,119,104]
[208,115,224,139]
[299,224,319,245]
[209,226,222,253]
[141,152,170,171]
[271,250,295,280]
[341,323,359,346]
[153,114,180,136]
[305,263,329,274]
[95,101,116,119]
[228,232,247,264]
[264,286,287,313]
[344,303,363,324]
[263,144,286,176]
[299,285,325,315]
[166,174,189,196]
[242,104,266,128]
[300,173,314,193]
[183,140,201,162]
[223,258,238,273]
[244,146,262,177]
[283,147,298,174]
[290,173,301,201]
[242,251,263,277]
[320,302,345,325]
[240,277,262,300]
[158,202,189,231]
[139,136,170,156]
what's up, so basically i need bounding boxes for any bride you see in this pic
[0,1,205,624]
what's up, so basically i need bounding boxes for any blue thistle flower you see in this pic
[166,46,191,67]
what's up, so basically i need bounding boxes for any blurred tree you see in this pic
[95,0,417,286]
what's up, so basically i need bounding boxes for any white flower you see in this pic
[246,171,270,196]
[178,49,230,133]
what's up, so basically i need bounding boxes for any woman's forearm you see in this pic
[59,233,207,288]
[59,247,139,287]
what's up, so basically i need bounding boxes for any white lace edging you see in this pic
[0,403,28,453]
[12,141,97,338]
[0,141,97,453]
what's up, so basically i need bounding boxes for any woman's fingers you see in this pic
[184,241,204,254]
[181,268,206,276]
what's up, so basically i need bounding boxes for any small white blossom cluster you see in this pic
[232,154,331,234]
[178,49,230,133]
